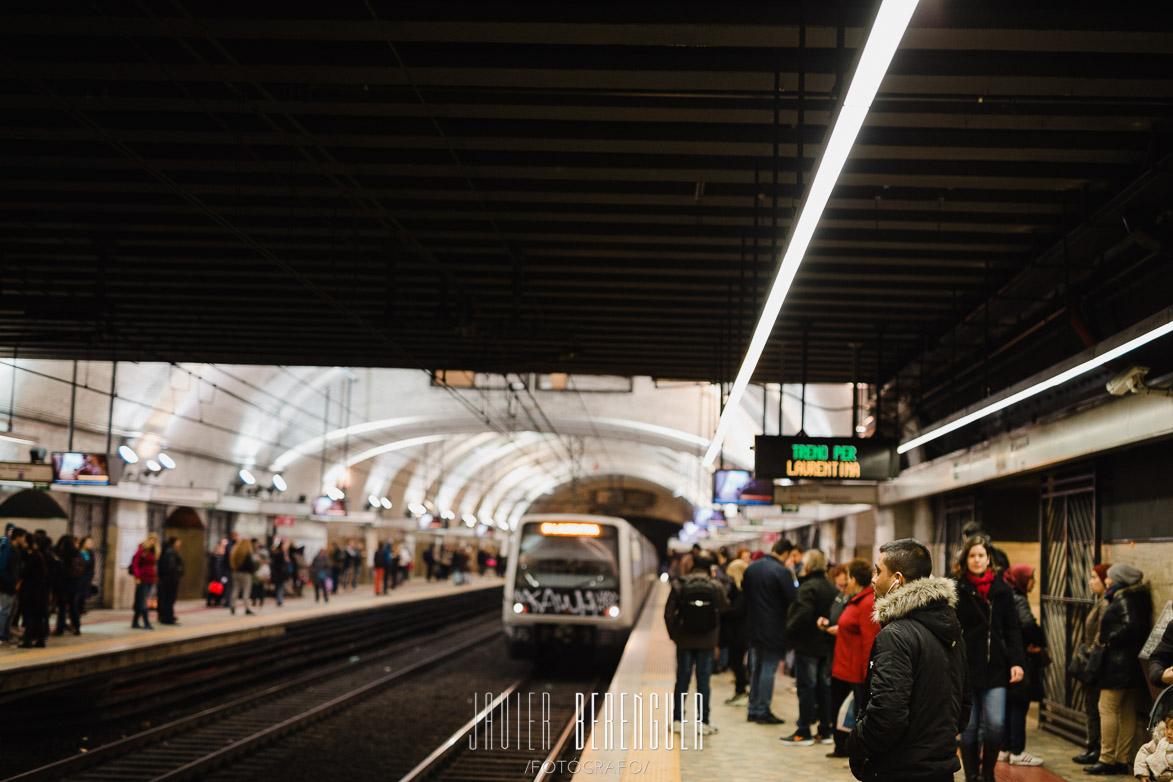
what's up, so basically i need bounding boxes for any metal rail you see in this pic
[6,624,501,782]
[2,587,500,724]
[399,676,601,782]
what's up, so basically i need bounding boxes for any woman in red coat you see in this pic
[822,557,881,757]
[131,534,159,630]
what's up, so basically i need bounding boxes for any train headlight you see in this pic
[660,572,669,582]
[512,602,526,614]
[606,605,621,618]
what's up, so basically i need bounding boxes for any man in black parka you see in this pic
[783,548,840,745]
[847,538,970,782]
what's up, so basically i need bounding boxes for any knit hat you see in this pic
[1106,562,1142,588]
[1003,564,1034,594]
[1092,563,1111,583]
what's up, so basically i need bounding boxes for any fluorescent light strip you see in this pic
[703,0,919,467]
[897,319,1173,455]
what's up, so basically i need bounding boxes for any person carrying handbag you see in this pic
[1070,563,1112,765]
[1083,563,1152,776]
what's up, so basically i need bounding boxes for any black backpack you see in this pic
[67,552,87,581]
[676,577,720,634]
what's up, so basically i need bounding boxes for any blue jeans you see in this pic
[133,582,153,627]
[794,651,835,735]
[961,686,1007,748]
[748,646,781,718]
[0,591,15,640]
[1004,696,1029,754]
[674,647,714,723]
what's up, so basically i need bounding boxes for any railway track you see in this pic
[399,675,602,782]
[5,620,503,782]
[2,586,502,732]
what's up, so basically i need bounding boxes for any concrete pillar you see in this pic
[110,499,148,609]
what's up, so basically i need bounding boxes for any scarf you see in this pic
[965,568,996,601]
[1003,563,1034,595]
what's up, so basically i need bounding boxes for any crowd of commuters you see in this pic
[663,524,1172,781]
[422,541,506,583]
[0,523,95,647]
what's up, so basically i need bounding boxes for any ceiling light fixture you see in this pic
[326,486,345,501]
[897,312,1173,455]
[271,473,287,492]
[368,494,381,508]
[238,468,256,485]
[145,459,162,472]
[702,0,920,467]
[157,452,176,469]
[118,444,140,464]
[380,497,392,510]
[0,432,36,446]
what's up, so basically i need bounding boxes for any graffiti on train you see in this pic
[516,588,619,616]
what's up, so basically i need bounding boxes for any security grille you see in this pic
[938,494,976,577]
[69,495,108,608]
[1039,470,1098,743]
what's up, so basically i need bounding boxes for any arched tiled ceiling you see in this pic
[435,437,697,519]
[475,456,697,530]
[269,414,746,474]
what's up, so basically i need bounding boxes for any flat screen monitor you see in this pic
[713,469,773,505]
[312,496,347,516]
[51,452,110,485]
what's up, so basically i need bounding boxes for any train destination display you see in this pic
[754,436,898,482]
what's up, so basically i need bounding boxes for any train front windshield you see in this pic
[514,522,620,590]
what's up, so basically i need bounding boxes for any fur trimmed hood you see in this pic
[873,575,958,627]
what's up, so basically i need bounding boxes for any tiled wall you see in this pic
[1102,539,1173,627]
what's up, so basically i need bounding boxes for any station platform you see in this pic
[575,581,1086,782]
[0,575,501,694]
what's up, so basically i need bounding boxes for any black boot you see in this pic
[981,741,1000,782]
[959,742,981,782]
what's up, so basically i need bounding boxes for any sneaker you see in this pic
[815,733,835,745]
[780,731,815,746]
[750,713,785,724]
[701,723,717,736]
[997,751,1010,762]
[724,693,748,706]
[1009,751,1044,767]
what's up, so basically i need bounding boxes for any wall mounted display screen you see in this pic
[755,436,899,481]
[51,452,110,485]
[712,470,773,505]
[312,496,347,516]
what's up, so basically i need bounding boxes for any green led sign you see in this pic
[755,436,898,482]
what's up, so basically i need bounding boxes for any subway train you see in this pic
[502,514,658,662]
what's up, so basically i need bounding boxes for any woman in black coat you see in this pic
[954,536,1025,782]
[18,534,51,648]
[1002,564,1046,766]
[270,539,289,607]
[1086,563,1152,775]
